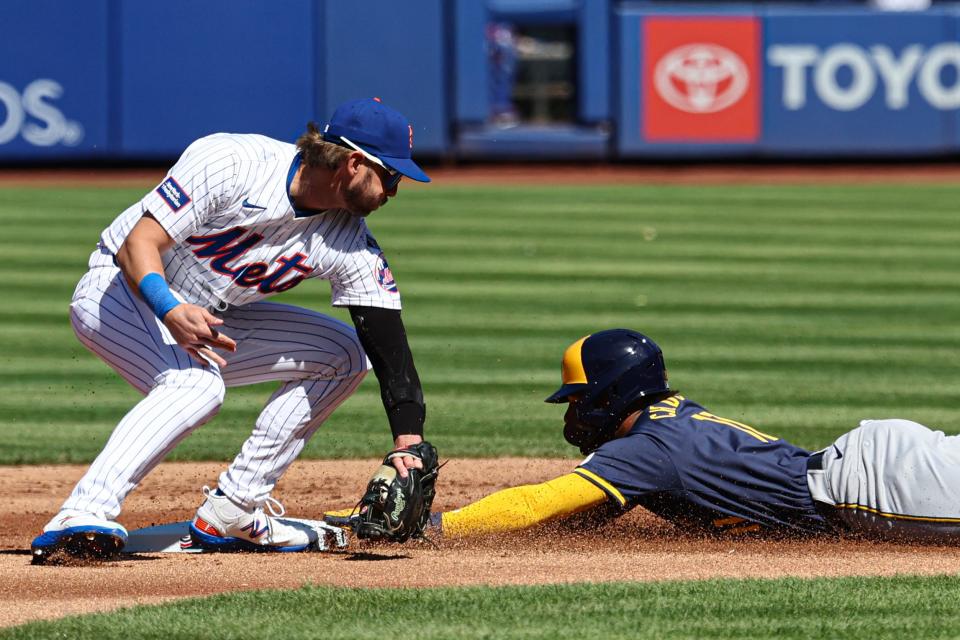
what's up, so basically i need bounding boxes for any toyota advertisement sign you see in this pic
[618,8,960,155]
[643,17,760,142]
[763,12,955,153]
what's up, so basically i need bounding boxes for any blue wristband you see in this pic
[138,273,182,320]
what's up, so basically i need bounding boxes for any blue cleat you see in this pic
[31,511,128,565]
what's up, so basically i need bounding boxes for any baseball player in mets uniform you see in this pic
[32,98,433,563]
[433,329,960,543]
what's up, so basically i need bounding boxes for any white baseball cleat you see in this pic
[189,486,317,552]
[31,511,128,565]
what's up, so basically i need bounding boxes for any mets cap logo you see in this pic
[375,252,399,294]
[653,43,749,114]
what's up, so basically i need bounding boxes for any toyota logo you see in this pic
[653,44,750,114]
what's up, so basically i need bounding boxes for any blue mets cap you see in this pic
[322,97,431,183]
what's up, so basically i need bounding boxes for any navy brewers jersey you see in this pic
[576,395,828,536]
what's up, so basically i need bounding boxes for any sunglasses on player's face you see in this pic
[369,160,402,191]
[337,136,402,191]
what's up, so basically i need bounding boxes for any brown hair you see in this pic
[296,122,351,169]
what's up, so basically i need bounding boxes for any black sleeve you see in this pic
[348,306,425,439]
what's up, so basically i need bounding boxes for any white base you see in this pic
[124,518,349,553]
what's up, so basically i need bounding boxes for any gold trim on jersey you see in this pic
[712,515,762,535]
[833,503,960,523]
[561,336,590,385]
[573,468,627,507]
[692,411,779,443]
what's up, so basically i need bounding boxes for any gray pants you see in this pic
[807,419,960,542]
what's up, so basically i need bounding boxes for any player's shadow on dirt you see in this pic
[118,553,164,562]
[344,551,412,561]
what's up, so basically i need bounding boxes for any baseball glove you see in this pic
[328,442,439,543]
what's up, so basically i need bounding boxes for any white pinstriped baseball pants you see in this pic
[62,263,369,518]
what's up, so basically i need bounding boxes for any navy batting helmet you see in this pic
[546,329,671,453]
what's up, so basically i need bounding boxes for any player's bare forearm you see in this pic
[115,213,176,288]
[117,214,235,365]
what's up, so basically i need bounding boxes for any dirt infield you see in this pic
[6,459,960,628]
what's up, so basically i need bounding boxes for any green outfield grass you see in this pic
[1,183,959,463]
[5,575,960,639]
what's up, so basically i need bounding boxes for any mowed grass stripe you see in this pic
[4,303,960,344]
[4,284,959,317]
[0,184,958,464]
[383,218,960,247]
[5,576,960,640]
[34,333,956,366]
[29,239,960,264]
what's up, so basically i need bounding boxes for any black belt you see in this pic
[807,451,825,471]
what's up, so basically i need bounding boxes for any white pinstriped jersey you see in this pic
[97,133,401,311]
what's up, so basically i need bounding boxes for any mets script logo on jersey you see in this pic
[156,177,191,212]
[186,226,315,294]
[375,252,398,294]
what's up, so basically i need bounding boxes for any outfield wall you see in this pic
[1,0,959,161]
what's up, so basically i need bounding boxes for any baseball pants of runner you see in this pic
[807,418,960,541]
